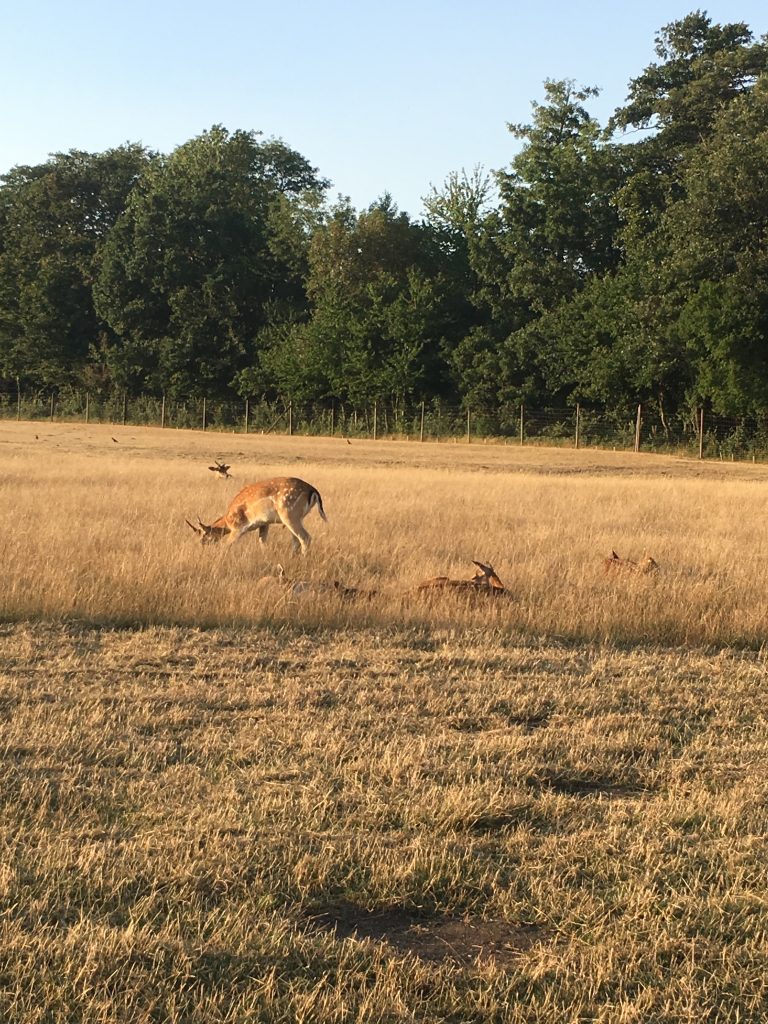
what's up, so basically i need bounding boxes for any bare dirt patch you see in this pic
[304,901,551,966]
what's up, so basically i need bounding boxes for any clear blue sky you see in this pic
[2,1,766,217]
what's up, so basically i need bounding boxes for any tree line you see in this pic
[1,12,767,436]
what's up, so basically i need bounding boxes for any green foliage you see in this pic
[93,127,327,397]
[0,146,152,386]
[2,13,768,427]
[300,198,447,405]
[494,80,623,315]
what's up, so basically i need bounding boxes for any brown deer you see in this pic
[603,551,659,575]
[186,477,327,554]
[255,565,377,600]
[415,560,507,596]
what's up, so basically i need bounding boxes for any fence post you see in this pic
[85,393,90,424]
[575,403,580,450]
[122,392,127,426]
[161,393,166,429]
[698,408,704,460]
[288,401,293,436]
[50,394,55,422]
[634,404,642,452]
[420,401,425,442]
[466,407,471,444]
[202,397,207,431]
[244,399,249,434]
[373,401,378,441]
[520,404,524,446]
[330,403,335,437]
[16,379,20,421]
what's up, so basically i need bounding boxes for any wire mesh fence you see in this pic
[1,384,767,462]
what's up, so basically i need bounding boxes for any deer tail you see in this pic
[311,488,328,522]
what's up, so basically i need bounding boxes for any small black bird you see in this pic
[209,460,232,479]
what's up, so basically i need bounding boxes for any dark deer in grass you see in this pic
[255,564,377,600]
[603,551,659,575]
[415,560,507,597]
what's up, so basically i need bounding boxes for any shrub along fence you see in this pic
[1,385,767,462]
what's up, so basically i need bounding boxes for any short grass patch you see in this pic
[1,621,768,1021]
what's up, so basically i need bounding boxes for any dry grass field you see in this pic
[1,421,768,1021]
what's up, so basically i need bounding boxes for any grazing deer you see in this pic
[415,560,507,596]
[209,460,232,479]
[603,551,659,575]
[256,565,377,600]
[186,477,327,554]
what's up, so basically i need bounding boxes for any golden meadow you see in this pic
[1,421,768,1021]
[2,420,768,644]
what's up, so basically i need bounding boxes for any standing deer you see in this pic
[186,477,327,554]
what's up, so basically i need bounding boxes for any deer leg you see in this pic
[257,525,270,547]
[286,522,311,555]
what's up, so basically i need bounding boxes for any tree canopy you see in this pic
[1,11,767,434]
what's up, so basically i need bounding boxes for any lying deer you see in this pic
[603,551,659,575]
[414,560,508,596]
[186,477,327,554]
[256,565,377,600]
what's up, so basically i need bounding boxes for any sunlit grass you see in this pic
[1,620,768,1021]
[2,422,768,1021]
[1,420,767,645]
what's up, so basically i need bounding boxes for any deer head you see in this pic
[185,518,228,545]
[470,561,505,589]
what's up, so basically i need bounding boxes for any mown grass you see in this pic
[2,622,768,1021]
[1,423,768,1021]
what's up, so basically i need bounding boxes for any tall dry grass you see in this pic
[1,421,767,646]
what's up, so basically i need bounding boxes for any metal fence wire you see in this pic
[1,385,766,461]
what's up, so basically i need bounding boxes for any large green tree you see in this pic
[94,127,327,398]
[454,80,623,413]
[667,77,768,415]
[610,12,768,241]
[0,145,152,388]
[266,196,446,408]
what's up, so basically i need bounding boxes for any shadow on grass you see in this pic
[303,900,551,967]
[527,772,652,799]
